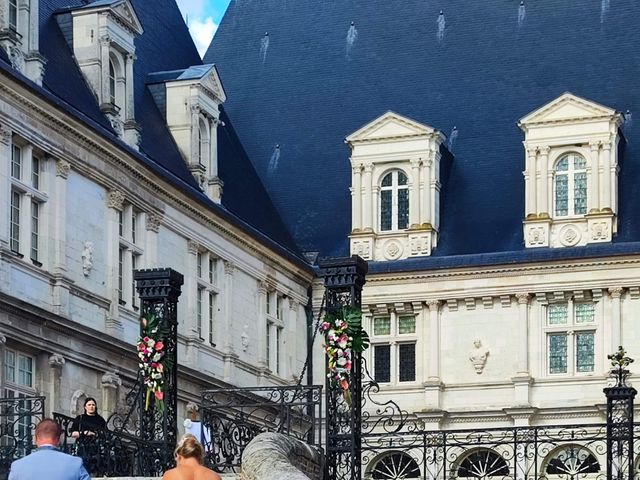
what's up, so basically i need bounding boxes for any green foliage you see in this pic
[342,307,370,352]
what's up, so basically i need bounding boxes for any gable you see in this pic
[200,67,227,103]
[347,111,440,145]
[519,93,617,126]
[112,0,143,35]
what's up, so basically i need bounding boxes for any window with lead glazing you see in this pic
[265,290,285,375]
[196,250,219,346]
[2,348,35,457]
[8,0,18,32]
[554,154,587,217]
[545,301,596,375]
[8,138,48,266]
[380,170,409,231]
[118,204,143,309]
[371,313,417,383]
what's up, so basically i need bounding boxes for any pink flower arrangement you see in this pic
[136,313,171,411]
[320,308,369,405]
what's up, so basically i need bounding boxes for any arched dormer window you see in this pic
[198,116,210,167]
[108,59,117,105]
[380,170,409,232]
[553,153,587,217]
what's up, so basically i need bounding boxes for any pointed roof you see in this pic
[147,64,227,103]
[68,0,143,35]
[346,111,444,146]
[519,92,620,128]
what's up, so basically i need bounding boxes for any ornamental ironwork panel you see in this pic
[0,396,44,477]
[318,255,367,480]
[200,385,323,473]
[54,412,170,477]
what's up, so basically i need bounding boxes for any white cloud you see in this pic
[189,16,218,57]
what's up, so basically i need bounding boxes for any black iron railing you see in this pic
[200,385,323,473]
[53,412,171,477]
[0,396,44,478]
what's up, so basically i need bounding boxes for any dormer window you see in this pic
[147,64,226,203]
[554,153,587,217]
[1,0,45,84]
[380,170,409,231]
[8,0,17,31]
[57,0,143,148]
[346,111,446,261]
[519,93,623,248]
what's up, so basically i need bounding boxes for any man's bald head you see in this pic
[35,419,62,446]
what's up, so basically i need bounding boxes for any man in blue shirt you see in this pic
[9,418,91,480]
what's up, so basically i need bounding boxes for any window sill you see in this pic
[10,250,24,259]
[31,259,42,268]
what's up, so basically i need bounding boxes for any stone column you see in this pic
[51,159,71,316]
[609,287,624,355]
[539,147,550,215]
[409,158,421,227]
[190,105,201,165]
[513,293,531,407]
[0,127,11,249]
[106,189,124,335]
[525,148,537,216]
[185,240,199,340]
[424,300,442,409]
[257,280,268,368]
[101,371,121,420]
[362,163,373,231]
[422,158,432,226]
[144,212,161,268]
[351,165,362,231]
[47,353,65,417]
[515,293,530,375]
[412,301,426,383]
[209,118,219,177]
[589,142,600,212]
[100,36,111,104]
[222,260,236,382]
[125,54,135,120]
[287,297,298,381]
[0,334,6,392]
[602,142,612,210]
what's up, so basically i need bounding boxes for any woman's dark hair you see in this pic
[83,397,97,407]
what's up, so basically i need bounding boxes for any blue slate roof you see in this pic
[1,0,306,266]
[205,0,640,266]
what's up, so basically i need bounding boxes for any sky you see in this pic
[175,0,232,57]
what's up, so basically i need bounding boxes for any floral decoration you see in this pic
[137,312,172,411]
[320,307,369,405]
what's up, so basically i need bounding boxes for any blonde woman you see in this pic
[163,434,221,480]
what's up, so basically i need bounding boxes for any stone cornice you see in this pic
[0,72,313,286]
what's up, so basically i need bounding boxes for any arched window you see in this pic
[198,117,209,166]
[457,449,510,479]
[554,153,587,217]
[108,59,117,105]
[545,445,600,477]
[380,170,409,231]
[370,452,420,479]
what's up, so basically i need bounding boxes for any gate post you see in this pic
[318,255,367,480]
[134,268,184,474]
[604,347,636,480]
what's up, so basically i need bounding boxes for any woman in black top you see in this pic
[70,397,107,438]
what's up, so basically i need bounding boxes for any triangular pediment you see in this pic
[519,93,616,126]
[199,66,226,103]
[346,111,439,144]
[112,0,143,35]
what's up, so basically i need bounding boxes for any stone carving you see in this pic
[0,333,6,345]
[146,212,162,232]
[559,224,580,247]
[48,353,66,368]
[187,240,199,254]
[609,286,624,299]
[352,240,371,259]
[81,242,94,276]
[384,240,403,260]
[223,260,235,275]
[106,111,124,137]
[0,125,12,145]
[101,371,122,389]
[409,235,430,256]
[469,340,490,374]
[9,46,25,73]
[107,189,125,210]
[591,221,609,241]
[56,159,71,178]
[527,226,547,246]
[241,325,250,352]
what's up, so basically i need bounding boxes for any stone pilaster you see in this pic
[101,371,121,419]
[47,353,65,417]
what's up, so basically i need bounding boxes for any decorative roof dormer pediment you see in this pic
[519,93,621,133]
[346,111,443,146]
[71,0,144,39]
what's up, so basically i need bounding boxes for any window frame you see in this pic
[379,169,410,232]
[544,299,598,376]
[370,312,418,385]
[118,204,143,310]
[196,250,220,347]
[553,152,588,218]
[265,290,285,375]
